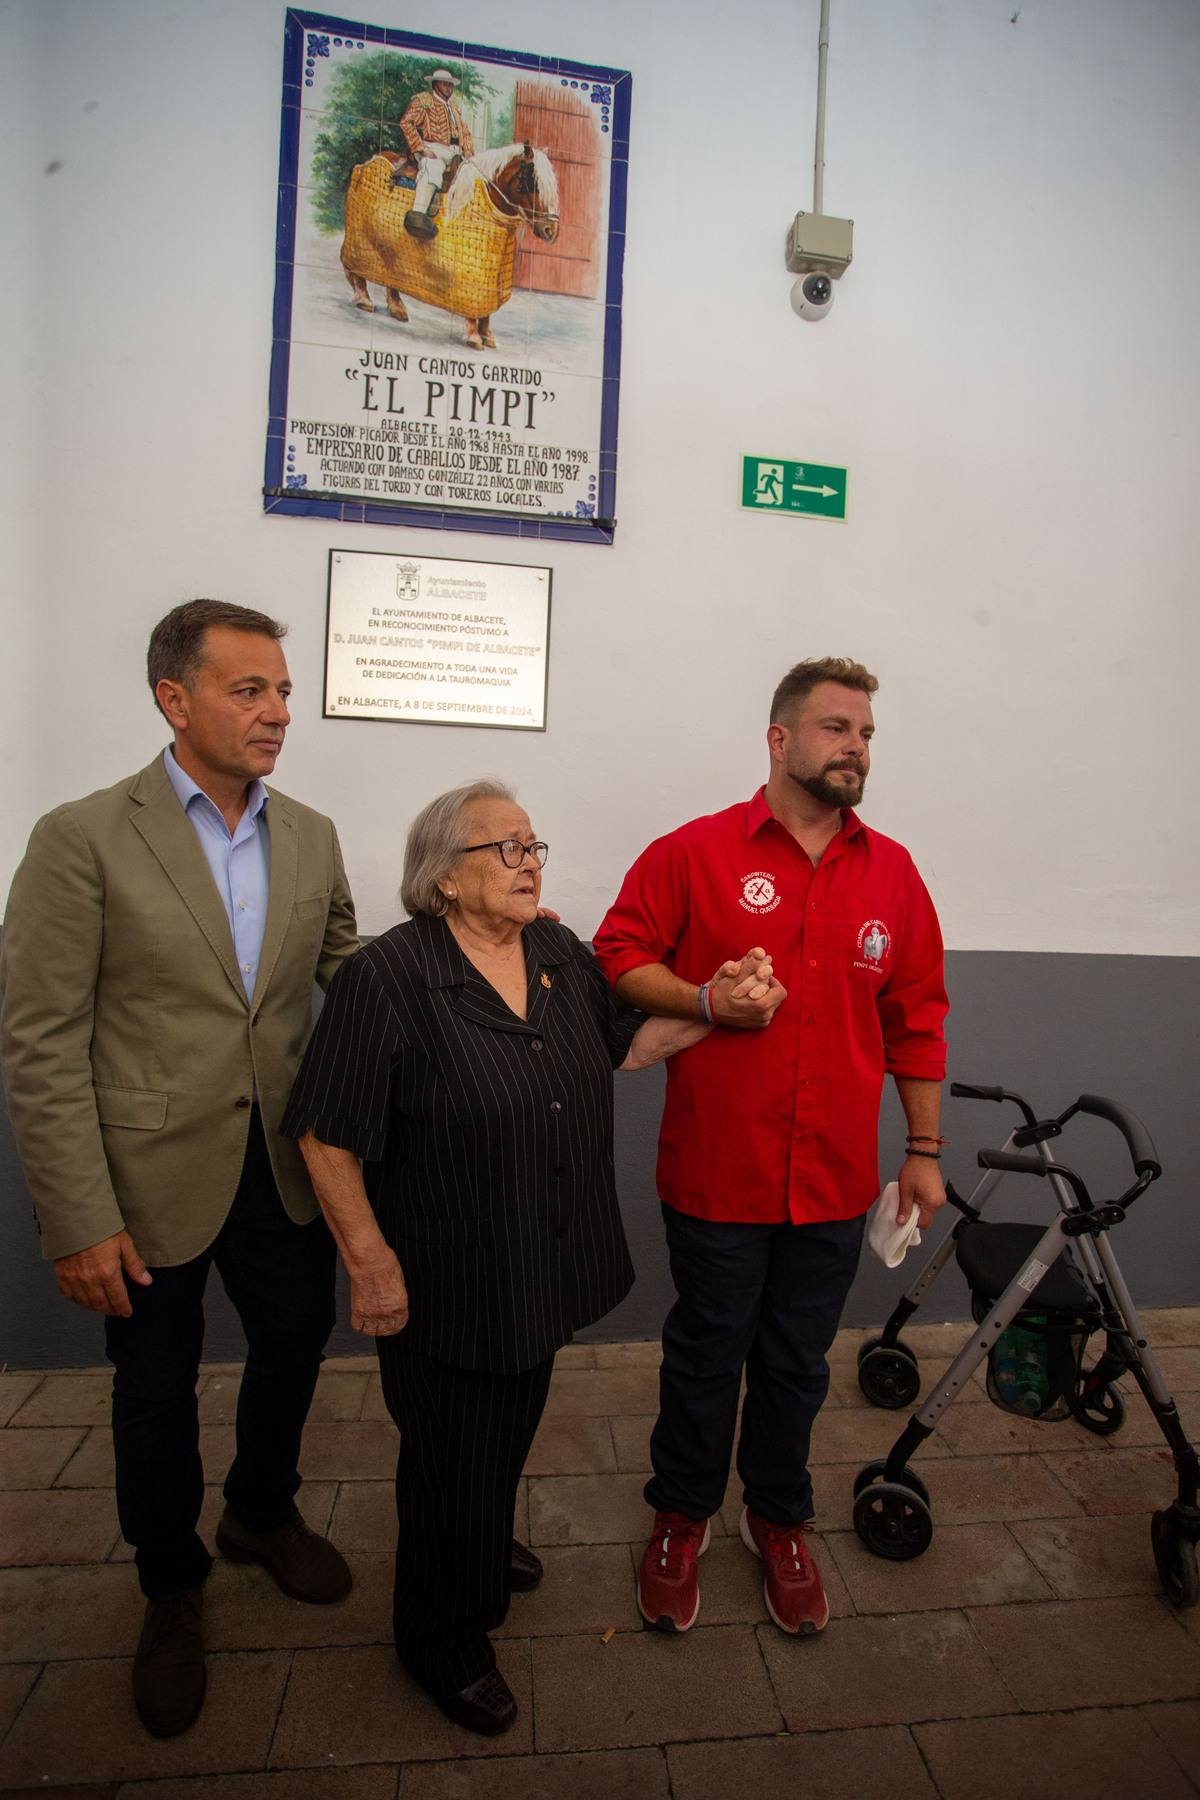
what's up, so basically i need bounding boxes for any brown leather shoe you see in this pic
[431,1667,518,1736]
[510,1538,543,1592]
[132,1587,206,1738]
[215,1506,352,1603]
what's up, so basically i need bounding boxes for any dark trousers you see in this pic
[646,1203,866,1526]
[104,1107,337,1602]
[378,1336,554,1692]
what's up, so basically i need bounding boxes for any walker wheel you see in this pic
[1152,1510,1200,1608]
[853,1480,933,1561]
[853,1459,930,1507]
[857,1333,918,1367]
[858,1345,922,1409]
[1069,1380,1127,1437]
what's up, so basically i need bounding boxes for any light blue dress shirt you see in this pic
[163,747,271,1001]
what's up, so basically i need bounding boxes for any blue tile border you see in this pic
[266,10,628,545]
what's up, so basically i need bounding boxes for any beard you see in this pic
[791,759,867,809]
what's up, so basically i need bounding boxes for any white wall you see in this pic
[3,0,1198,953]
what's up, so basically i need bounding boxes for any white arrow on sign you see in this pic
[791,482,839,497]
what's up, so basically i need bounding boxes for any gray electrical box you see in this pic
[786,211,854,278]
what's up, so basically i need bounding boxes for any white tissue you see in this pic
[867,1181,923,1268]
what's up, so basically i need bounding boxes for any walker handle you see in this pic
[1073,1094,1162,1179]
[976,1149,1048,1176]
[951,1082,1004,1102]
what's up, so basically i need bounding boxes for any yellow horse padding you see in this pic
[341,155,518,319]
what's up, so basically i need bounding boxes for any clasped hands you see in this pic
[706,947,787,1029]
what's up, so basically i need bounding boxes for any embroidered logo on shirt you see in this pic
[855,918,891,970]
[739,871,781,914]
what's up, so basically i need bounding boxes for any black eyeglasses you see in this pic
[460,838,549,869]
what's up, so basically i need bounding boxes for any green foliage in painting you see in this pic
[310,53,497,236]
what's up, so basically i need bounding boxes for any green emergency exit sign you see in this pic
[740,455,848,520]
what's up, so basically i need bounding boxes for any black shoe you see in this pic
[132,1588,206,1738]
[510,1538,543,1592]
[215,1506,352,1604]
[404,209,438,239]
[430,1668,518,1736]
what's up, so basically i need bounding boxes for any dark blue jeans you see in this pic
[646,1204,866,1527]
[104,1108,337,1602]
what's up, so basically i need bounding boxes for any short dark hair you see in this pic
[770,656,879,725]
[147,599,287,716]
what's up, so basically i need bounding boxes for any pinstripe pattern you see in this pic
[381,1339,553,1690]
[281,913,640,1373]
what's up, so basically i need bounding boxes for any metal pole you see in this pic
[814,0,831,215]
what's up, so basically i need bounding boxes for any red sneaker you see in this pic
[740,1506,829,1635]
[637,1510,711,1632]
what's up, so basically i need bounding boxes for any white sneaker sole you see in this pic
[638,1520,711,1632]
[739,1505,829,1635]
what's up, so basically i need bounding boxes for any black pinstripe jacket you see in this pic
[281,913,641,1372]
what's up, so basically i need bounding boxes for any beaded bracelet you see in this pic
[697,983,714,1024]
[905,1146,942,1160]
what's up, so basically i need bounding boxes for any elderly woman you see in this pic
[282,780,767,1737]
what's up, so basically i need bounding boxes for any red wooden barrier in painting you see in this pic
[512,81,601,299]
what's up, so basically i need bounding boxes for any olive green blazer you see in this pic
[0,754,359,1264]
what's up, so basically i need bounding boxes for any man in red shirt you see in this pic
[592,657,948,1637]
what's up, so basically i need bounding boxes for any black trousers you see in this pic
[104,1107,337,1602]
[378,1336,554,1692]
[645,1204,866,1526]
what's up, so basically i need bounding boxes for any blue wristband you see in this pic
[698,983,714,1024]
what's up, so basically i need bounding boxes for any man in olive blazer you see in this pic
[0,599,359,1739]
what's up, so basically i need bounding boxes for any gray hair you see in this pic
[400,778,516,918]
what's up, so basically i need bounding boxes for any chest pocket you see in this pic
[294,892,331,921]
[846,913,893,985]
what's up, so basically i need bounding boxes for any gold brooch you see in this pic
[541,972,552,988]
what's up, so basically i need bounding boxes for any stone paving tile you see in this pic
[554,1343,599,1369]
[667,1724,940,1800]
[758,1608,1015,1730]
[361,1374,390,1422]
[608,1414,653,1474]
[108,1483,339,1566]
[320,1357,376,1375]
[1103,1392,1198,1447]
[541,1368,660,1418]
[808,1408,949,1465]
[306,1374,372,1424]
[0,1663,40,1740]
[399,1746,670,1798]
[0,1373,43,1426]
[591,1342,661,1369]
[967,1595,1200,1709]
[1039,1445,1177,1515]
[122,1769,398,1799]
[826,1522,1053,1612]
[329,1480,396,1554]
[1010,1513,1164,1599]
[522,1413,615,1477]
[914,1706,1197,1800]
[933,1403,1110,1456]
[1146,1309,1200,1349]
[531,1623,782,1752]
[1143,1700,1200,1786]
[203,1553,391,1651]
[0,1651,291,1787]
[493,1543,639,1639]
[0,1562,143,1661]
[0,1487,121,1566]
[527,1473,655,1547]
[0,1426,86,1489]
[910,1452,1085,1525]
[298,1421,398,1482]
[270,1641,533,1765]
[7,1372,111,1427]
[1154,1348,1200,1390]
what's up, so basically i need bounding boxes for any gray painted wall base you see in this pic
[2,951,1196,1367]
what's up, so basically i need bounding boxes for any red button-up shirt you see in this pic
[592,791,948,1225]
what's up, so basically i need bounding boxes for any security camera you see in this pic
[791,270,834,321]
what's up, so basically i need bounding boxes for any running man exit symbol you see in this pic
[740,455,848,520]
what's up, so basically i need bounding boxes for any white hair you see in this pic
[444,143,559,222]
[400,778,516,918]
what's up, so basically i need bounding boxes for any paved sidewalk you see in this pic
[2,1312,1199,1798]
